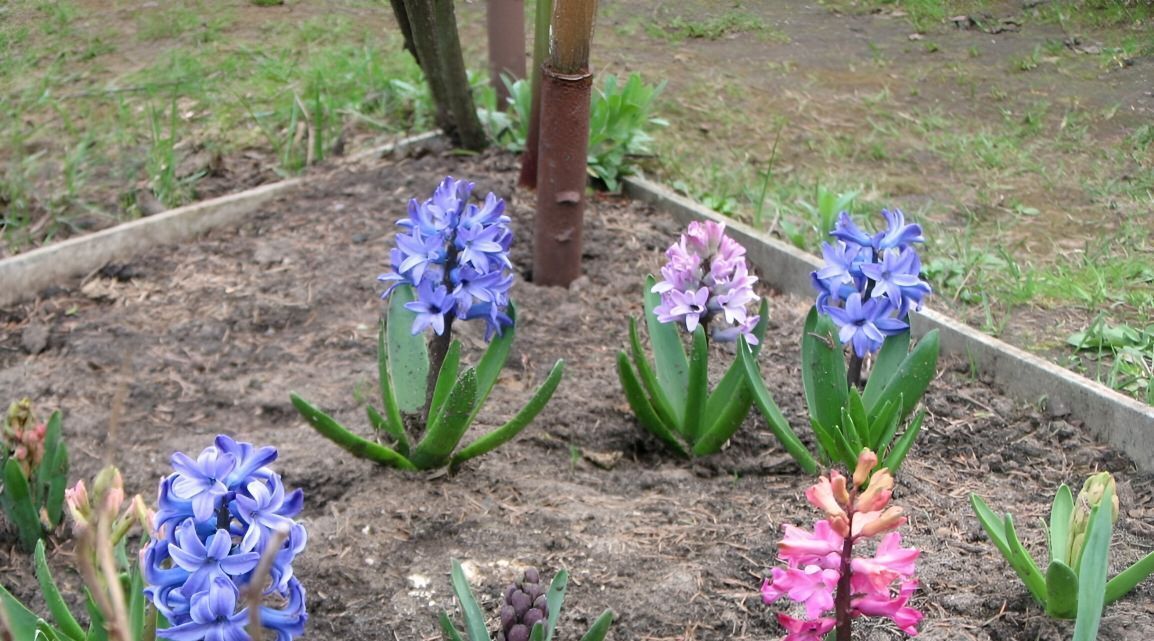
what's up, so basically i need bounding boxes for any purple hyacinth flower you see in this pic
[235,476,303,552]
[395,229,447,284]
[159,577,249,641]
[258,577,308,641]
[815,241,862,289]
[168,520,260,595]
[667,287,711,333]
[405,281,455,335]
[876,208,924,250]
[170,449,237,522]
[824,294,909,358]
[859,248,932,313]
[215,434,277,486]
[830,211,876,248]
[455,222,507,272]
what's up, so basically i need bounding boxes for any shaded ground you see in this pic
[2,149,1152,640]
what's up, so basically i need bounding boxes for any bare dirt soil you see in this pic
[2,148,1152,641]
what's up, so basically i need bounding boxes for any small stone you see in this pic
[1044,395,1071,418]
[21,324,49,354]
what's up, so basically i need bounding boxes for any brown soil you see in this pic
[2,148,1153,640]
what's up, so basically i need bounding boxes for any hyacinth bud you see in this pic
[853,449,878,488]
[500,568,549,641]
[1068,472,1121,570]
[806,474,848,519]
[65,480,92,533]
[5,398,33,435]
[855,468,894,513]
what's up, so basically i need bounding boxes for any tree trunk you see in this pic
[517,0,552,188]
[487,0,526,108]
[394,0,487,151]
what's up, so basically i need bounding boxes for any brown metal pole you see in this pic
[487,0,526,108]
[532,65,592,287]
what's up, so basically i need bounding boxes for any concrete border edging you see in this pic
[0,132,441,309]
[624,175,1154,472]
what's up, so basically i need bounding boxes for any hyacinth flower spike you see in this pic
[618,220,815,465]
[291,177,564,472]
[799,208,940,473]
[143,436,308,641]
[763,450,923,641]
[971,472,1154,640]
[440,560,614,641]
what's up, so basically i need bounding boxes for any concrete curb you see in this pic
[624,175,1154,472]
[0,132,441,309]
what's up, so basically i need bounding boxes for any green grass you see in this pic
[0,1,427,252]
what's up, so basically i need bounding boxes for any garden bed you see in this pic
[1,148,1152,641]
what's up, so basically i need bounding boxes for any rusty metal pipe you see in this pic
[532,65,593,287]
[487,0,526,108]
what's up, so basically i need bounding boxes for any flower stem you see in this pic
[847,353,864,390]
[423,318,455,425]
[835,503,855,641]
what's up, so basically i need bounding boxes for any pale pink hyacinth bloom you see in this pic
[652,221,761,343]
[762,449,923,640]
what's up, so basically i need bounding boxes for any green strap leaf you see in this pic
[846,388,871,449]
[36,411,67,525]
[386,285,430,414]
[808,417,844,468]
[1049,484,1074,565]
[429,341,463,427]
[1004,514,1048,606]
[3,458,42,551]
[1044,559,1079,619]
[644,274,689,411]
[1,578,45,641]
[1105,550,1154,604]
[35,541,85,641]
[451,360,566,470]
[410,369,478,470]
[970,494,1047,606]
[615,353,688,457]
[450,559,491,641]
[738,339,817,474]
[1073,484,1115,641]
[578,610,616,641]
[376,320,407,438]
[437,612,464,641]
[682,326,709,444]
[628,317,679,429]
[882,408,924,473]
[544,570,568,641]
[862,330,910,413]
[867,329,940,426]
[801,307,848,438]
[870,396,902,455]
[366,405,410,456]
[471,302,517,418]
[290,394,416,470]
[693,373,752,457]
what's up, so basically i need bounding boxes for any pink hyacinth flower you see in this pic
[776,613,836,641]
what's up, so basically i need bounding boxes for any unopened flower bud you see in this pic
[507,624,529,641]
[1069,472,1120,570]
[806,474,847,519]
[511,590,531,618]
[855,469,894,512]
[93,466,123,503]
[65,480,91,532]
[523,607,544,629]
[856,506,906,538]
[853,449,878,488]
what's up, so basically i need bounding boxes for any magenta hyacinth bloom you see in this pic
[652,220,761,343]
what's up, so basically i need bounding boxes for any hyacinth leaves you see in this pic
[439,560,614,641]
[617,275,770,458]
[0,409,69,552]
[799,307,939,473]
[971,475,1154,634]
[292,285,564,472]
[0,539,154,641]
